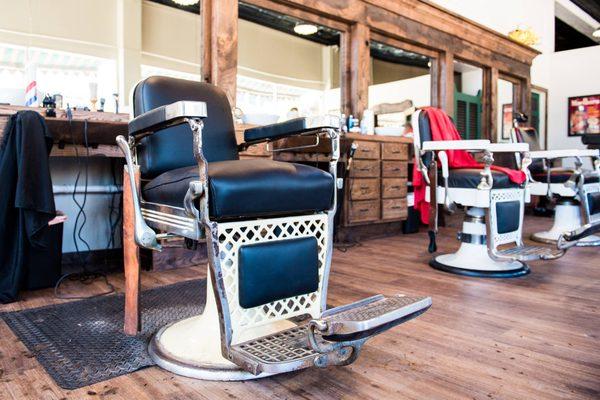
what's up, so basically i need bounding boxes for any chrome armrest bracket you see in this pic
[116,135,162,251]
[477,150,494,190]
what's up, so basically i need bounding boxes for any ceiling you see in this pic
[570,0,600,24]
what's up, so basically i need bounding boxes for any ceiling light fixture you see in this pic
[593,28,600,38]
[294,23,318,35]
[171,0,199,6]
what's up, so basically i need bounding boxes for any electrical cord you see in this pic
[54,112,115,300]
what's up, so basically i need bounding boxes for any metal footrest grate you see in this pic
[229,294,431,375]
[496,245,563,261]
[230,325,318,375]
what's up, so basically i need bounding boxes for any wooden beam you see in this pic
[349,23,370,119]
[202,0,239,106]
[123,166,141,336]
[438,51,454,116]
[201,0,213,83]
[481,67,498,141]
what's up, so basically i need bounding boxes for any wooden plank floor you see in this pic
[0,215,598,399]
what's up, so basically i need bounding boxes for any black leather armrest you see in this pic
[128,100,207,138]
[243,118,308,143]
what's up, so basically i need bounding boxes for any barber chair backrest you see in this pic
[512,126,544,173]
[132,76,239,177]
[412,109,434,168]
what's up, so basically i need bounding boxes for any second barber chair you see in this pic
[412,108,564,278]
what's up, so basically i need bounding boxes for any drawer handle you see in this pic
[358,168,370,172]
[391,150,401,154]
[362,149,371,152]
[391,168,401,172]
[359,208,370,212]
[360,186,369,190]
[391,185,402,189]
[391,206,403,209]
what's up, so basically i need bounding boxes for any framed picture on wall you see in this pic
[501,103,513,140]
[568,94,600,136]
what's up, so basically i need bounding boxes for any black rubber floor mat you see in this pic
[0,279,206,390]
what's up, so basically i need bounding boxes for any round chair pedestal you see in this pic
[430,243,530,278]
[429,208,530,278]
[148,272,295,381]
[531,200,600,246]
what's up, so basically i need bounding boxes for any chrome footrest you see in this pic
[229,294,431,376]
[495,245,564,261]
[315,295,432,341]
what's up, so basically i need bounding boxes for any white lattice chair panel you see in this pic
[217,213,328,343]
[489,189,525,247]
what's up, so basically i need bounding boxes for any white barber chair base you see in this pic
[531,202,600,247]
[148,273,291,381]
[429,208,530,278]
[430,243,530,278]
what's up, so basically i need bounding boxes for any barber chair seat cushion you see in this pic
[143,159,334,219]
[531,170,600,184]
[444,168,521,189]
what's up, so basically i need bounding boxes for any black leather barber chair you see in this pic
[116,76,431,380]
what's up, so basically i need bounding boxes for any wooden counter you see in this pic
[0,105,129,158]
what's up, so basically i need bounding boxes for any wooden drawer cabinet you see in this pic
[354,140,380,159]
[382,161,408,178]
[343,135,411,229]
[348,200,380,223]
[382,142,408,160]
[350,178,380,200]
[382,198,408,220]
[382,178,407,199]
[350,160,380,178]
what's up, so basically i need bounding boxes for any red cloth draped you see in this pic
[413,107,526,224]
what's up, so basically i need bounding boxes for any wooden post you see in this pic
[349,23,370,119]
[123,166,141,336]
[482,67,498,141]
[438,51,454,116]
[201,0,239,106]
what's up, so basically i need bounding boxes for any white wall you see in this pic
[546,46,600,151]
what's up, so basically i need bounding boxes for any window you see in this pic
[0,43,117,111]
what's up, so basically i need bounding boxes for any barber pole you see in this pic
[25,64,37,107]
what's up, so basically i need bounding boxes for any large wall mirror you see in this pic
[368,41,432,135]
[497,78,516,143]
[531,86,547,149]
[236,1,342,124]
[453,60,483,140]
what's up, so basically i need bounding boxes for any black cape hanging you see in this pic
[0,110,55,303]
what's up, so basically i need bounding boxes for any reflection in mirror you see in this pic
[497,78,515,143]
[237,2,341,124]
[453,60,483,139]
[531,88,547,149]
[368,42,431,136]
[140,1,203,85]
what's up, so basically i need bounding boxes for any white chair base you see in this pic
[148,270,292,381]
[531,202,600,246]
[430,208,529,278]
[430,242,530,278]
